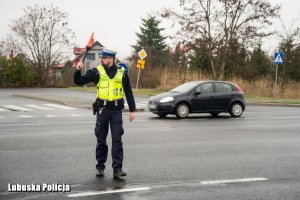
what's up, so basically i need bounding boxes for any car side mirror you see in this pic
[193,91,201,96]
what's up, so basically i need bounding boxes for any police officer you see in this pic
[74,49,136,178]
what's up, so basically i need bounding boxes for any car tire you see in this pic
[157,113,167,118]
[175,103,189,119]
[229,102,243,117]
[210,112,220,117]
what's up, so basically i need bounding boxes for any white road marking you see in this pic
[26,104,54,110]
[0,121,94,127]
[136,103,147,106]
[272,116,300,119]
[3,105,32,111]
[43,104,76,110]
[67,177,268,197]
[0,116,4,118]
[71,114,83,117]
[46,115,58,117]
[19,115,33,118]
[200,177,268,185]
[0,108,9,112]
[67,187,151,198]
[124,103,146,107]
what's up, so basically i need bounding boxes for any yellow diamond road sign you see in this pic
[138,49,147,60]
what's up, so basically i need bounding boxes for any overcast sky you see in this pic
[0,0,300,60]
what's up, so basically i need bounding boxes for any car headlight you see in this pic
[159,97,174,103]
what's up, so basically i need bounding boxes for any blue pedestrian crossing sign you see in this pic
[274,53,284,64]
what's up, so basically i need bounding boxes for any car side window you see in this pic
[215,83,232,92]
[196,83,214,94]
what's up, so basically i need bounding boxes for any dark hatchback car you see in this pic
[148,80,245,119]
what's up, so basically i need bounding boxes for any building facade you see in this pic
[73,41,104,70]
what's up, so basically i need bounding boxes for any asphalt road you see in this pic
[1,89,300,200]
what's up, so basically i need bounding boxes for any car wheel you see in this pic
[157,113,167,118]
[175,103,189,119]
[229,102,243,117]
[210,112,220,117]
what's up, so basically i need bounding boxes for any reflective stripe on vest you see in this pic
[96,65,124,101]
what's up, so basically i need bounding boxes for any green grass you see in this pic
[132,88,169,96]
[69,87,300,104]
[245,95,300,104]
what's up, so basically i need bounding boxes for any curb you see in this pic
[12,93,300,110]
[246,102,300,108]
[12,94,146,112]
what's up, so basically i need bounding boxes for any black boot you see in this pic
[96,169,104,177]
[113,169,127,178]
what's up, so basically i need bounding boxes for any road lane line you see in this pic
[124,103,145,107]
[3,105,32,111]
[67,177,267,198]
[200,177,268,185]
[43,104,76,110]
[0,130,89,137]
[71,114,83,117]
[26,104,54,110]
[0,121,94,127]
[67,187,151,198]
[0,107,9,112]
[19,115,33,118]
[135,103,147,106]
[272,116,300,119]
[46,115,58,117]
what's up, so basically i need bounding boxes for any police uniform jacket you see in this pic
[74,64,136,112]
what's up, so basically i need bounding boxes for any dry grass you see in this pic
[137,67,300,99]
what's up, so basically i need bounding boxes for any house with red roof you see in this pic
[72,41,104,70]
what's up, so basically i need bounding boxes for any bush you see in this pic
[0,56,35,87]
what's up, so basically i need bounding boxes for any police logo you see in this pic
[114,88,119,96]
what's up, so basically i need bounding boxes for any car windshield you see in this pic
[170,82,200,93]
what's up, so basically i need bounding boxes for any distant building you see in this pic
[50,63,65,78]
[72,41,104,70]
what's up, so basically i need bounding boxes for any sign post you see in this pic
[273,52,284,97]
[136,49,147,90]
[136,68,141,90]
[274,52,284,88]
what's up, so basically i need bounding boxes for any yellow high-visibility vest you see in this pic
[96,65,124,101]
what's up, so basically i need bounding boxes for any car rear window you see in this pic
[215,83,233,92]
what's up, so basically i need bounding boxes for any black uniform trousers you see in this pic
[95,108,124,170]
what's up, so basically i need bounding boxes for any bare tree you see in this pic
[277,18,300,86]
[0,4,75,86]
[162,0,280,80]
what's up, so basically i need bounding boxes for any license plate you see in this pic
[149,103,156,109]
